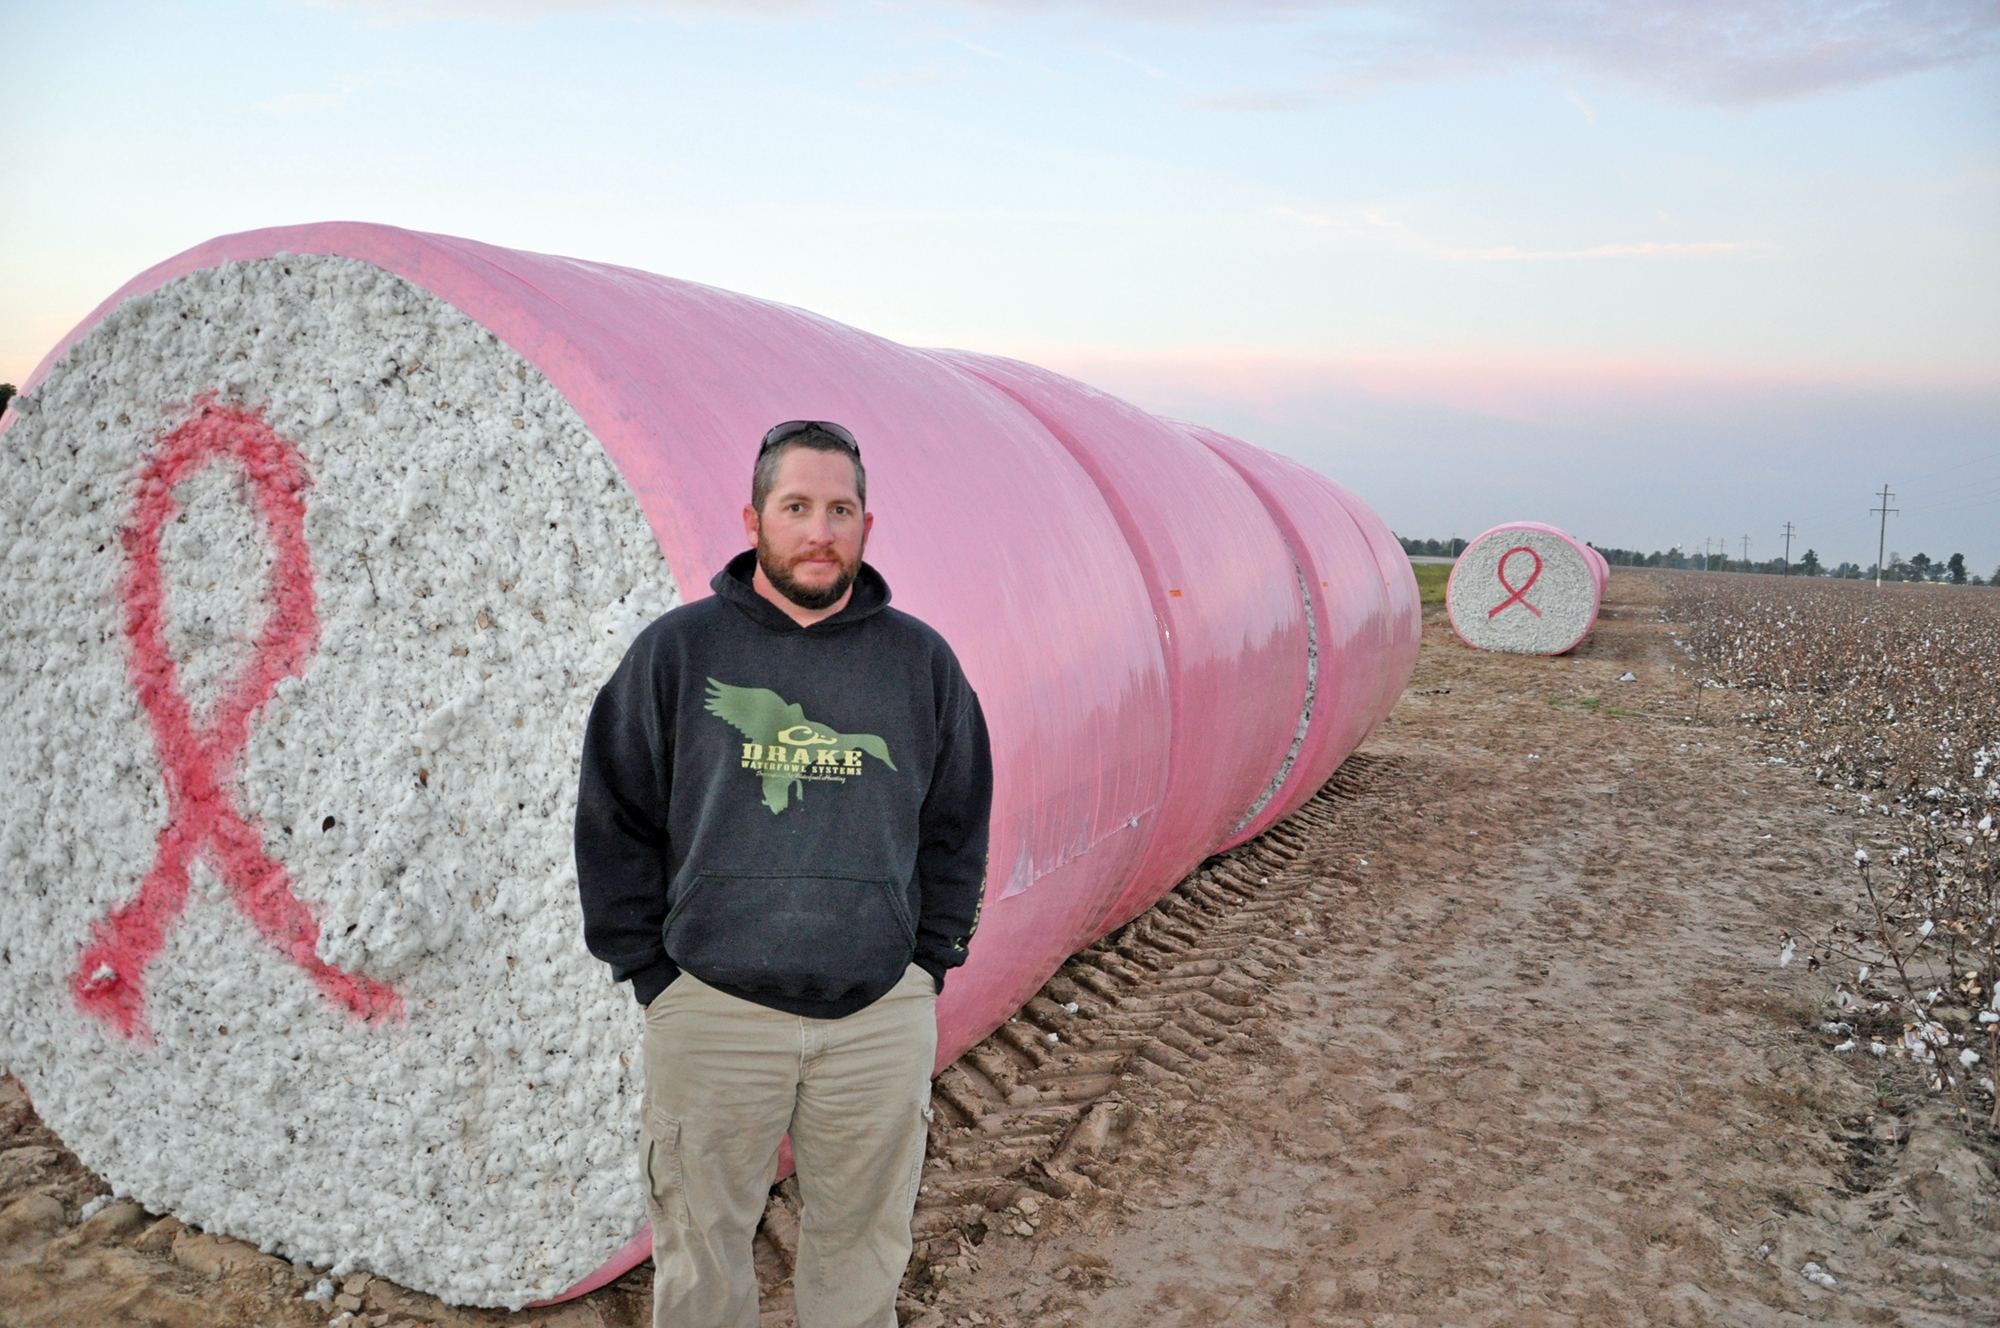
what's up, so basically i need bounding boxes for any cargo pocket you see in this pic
[904,1102,934,1222]
[641,1106,689,1228]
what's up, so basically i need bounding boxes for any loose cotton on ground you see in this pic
[1446,523,1607,656]
[0,256,678,1307]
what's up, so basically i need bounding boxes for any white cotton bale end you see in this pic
[1445,522,1606,655]
[0,255,678,1308]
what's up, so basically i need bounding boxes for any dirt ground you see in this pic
[3,571,1995,1328]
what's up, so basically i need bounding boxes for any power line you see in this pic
[1896,452,2000,488]
[1899,489,2000,522]
[1901,473,2000,517]
[1871,485,1898,588]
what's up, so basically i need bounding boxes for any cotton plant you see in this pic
[1666,579,2000,1133]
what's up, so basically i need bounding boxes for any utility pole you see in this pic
[1780,522,1795,574]
[1871,485,1898,587]
[1741,534,1752,568]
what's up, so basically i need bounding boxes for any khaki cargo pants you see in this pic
[641,964,937,1328]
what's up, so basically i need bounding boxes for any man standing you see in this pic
[576,421,992,1328]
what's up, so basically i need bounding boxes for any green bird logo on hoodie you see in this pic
[704,678,897,814]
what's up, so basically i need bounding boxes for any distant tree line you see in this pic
[1396,536,1468,557]
[1400,535,1992,586]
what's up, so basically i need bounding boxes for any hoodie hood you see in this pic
[710,548,892,635]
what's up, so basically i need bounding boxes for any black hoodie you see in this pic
[575,551,992,1018]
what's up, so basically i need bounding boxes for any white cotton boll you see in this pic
[1869,1041,1888,1056]
[1961,1049,1980,1067]
[1834,1039,1856,1053]
[78,1194,112,1222]
[304,1279,335,1302]
[1800,1262,1837,1290]
[1778,940,1796,967]
[1918,920,1935,939]
[0,256,677,1309]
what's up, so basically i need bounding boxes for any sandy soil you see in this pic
[3,571,1994,1328]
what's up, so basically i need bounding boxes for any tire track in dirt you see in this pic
[749,759,1401,1319]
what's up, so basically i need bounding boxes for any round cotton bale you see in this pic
[1445,522,1606,655]
[0,223,1421,1307]
[0,255,677,1306]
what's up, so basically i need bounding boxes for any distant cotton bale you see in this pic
[1446,523,1606,655]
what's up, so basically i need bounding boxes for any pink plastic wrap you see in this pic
[14,224,1421,1300]
[1446,521,1606,655]
[929,353,1308,932]
[1178,425,1421,838]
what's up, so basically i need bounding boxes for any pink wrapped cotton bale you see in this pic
[0,224,1418,1308]
[1446,522,1607,655]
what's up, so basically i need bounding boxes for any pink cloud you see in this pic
[992,0,2000,104]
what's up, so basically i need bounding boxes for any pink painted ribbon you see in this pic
[71,400,400,1041]
[1487,545,1543,620]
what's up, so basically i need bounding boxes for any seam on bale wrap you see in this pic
[1233,556,1318,834]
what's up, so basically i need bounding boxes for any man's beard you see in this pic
[757,535,858,611]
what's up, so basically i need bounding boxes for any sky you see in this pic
[3,1,1997,573]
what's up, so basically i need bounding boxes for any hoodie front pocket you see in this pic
[665,872,914,1003]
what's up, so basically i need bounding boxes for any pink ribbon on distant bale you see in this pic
[1487,545,1543,620]
[70,400,400,1041]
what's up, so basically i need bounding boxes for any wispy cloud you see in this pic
[1078,41,1170,78]
[984,1,2000,104]
[302,1,1999,102]
[858,67,959,88]
[1185,90,1317,111]
[950,34,1084,83]
[256,77,370,115]
[1273,205,1337,226]
[1275,204,1775,261]
[302,0,810,20]
[1446,239,1773,261]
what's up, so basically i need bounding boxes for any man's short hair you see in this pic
[752,421,867,516]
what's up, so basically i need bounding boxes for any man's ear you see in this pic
[742,502,760,547]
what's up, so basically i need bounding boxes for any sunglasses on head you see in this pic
[759,420,861,457]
